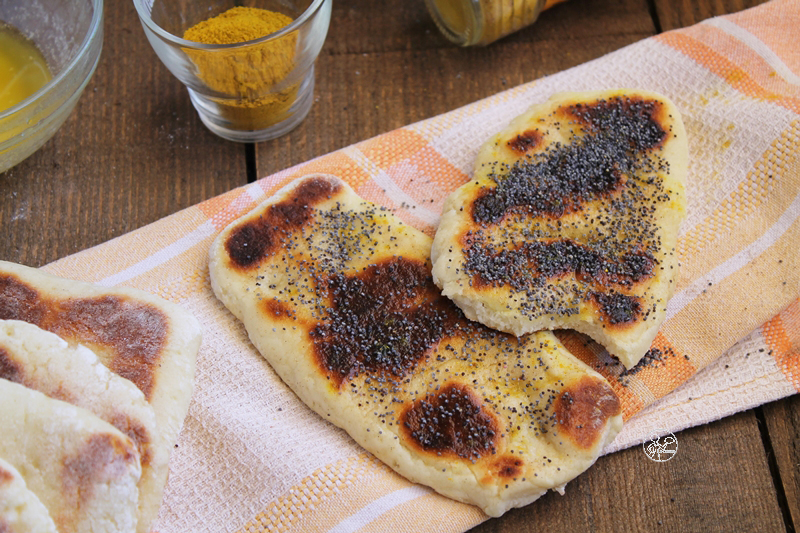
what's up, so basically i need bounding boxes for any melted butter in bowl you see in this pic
[0,0,103,174]
[0,23,52,113]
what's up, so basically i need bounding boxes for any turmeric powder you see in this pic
[183,7,298,131]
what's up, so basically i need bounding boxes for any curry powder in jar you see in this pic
[183,7,298,131]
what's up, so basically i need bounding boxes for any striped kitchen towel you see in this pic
[44,0,799,531]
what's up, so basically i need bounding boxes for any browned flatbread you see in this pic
[0,378,141,533]
[0,319,168,533]
[0,260,202,532]
[0,260,201,449]
[432,89,688,369]
[209,174,622,516]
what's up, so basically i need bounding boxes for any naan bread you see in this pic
[0,260,202,454]
[0,319,168,533]
[0,378,141,533]
[432,89,688,369]
[0,457,58,533]
[209,174,622,516]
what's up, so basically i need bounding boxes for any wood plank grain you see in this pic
[254,0,657,178]
[0,0,246,267]
[469,411,786,532]
[763,395,800,530]
[653,0,769,31]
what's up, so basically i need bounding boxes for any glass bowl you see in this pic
[0,0,104,174]
[132,0,332,143]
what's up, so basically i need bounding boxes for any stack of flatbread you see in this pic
[0,88,686,524]
[209,89,687,516]
[0,261,202,533]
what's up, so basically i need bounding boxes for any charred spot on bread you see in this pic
[590,291,641,326]
[0,346,24,384]
[226,177,342,269]
[310,258,459,387]
[553,376,620,449]
[110,413,153,468]
[471,96,670,227]
[562,96,668,152]
[400,383,499,460]
[463,238,655,291]
[492,456,524,479]
[225,222,277,269]
[292,175,342,205]
[51,296,168,401]
[471,138,627,225]
[263,299,294,320]
[61,433,139,508]
[0,274,46,325]
[506,130,542,155]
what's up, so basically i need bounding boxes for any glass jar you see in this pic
[133,0,332,143]
[425,0,566,46]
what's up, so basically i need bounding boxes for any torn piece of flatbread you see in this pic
[0,378,141,533]
[0,260,202,454]
[0,457,58,533]
[431,89,688,369]
[209,174,622,517]
[0,319,168,533]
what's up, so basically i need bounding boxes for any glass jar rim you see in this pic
[133,0,329,51]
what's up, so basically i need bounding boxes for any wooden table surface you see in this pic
[1,0,798,531]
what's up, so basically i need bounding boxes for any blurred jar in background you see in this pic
[425,0,567,46]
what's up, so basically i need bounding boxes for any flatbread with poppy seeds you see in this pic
[431,89,688,369]
[209,174,623,517]
[0,319,169,533]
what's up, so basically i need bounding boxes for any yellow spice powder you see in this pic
[183,7,298,131]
